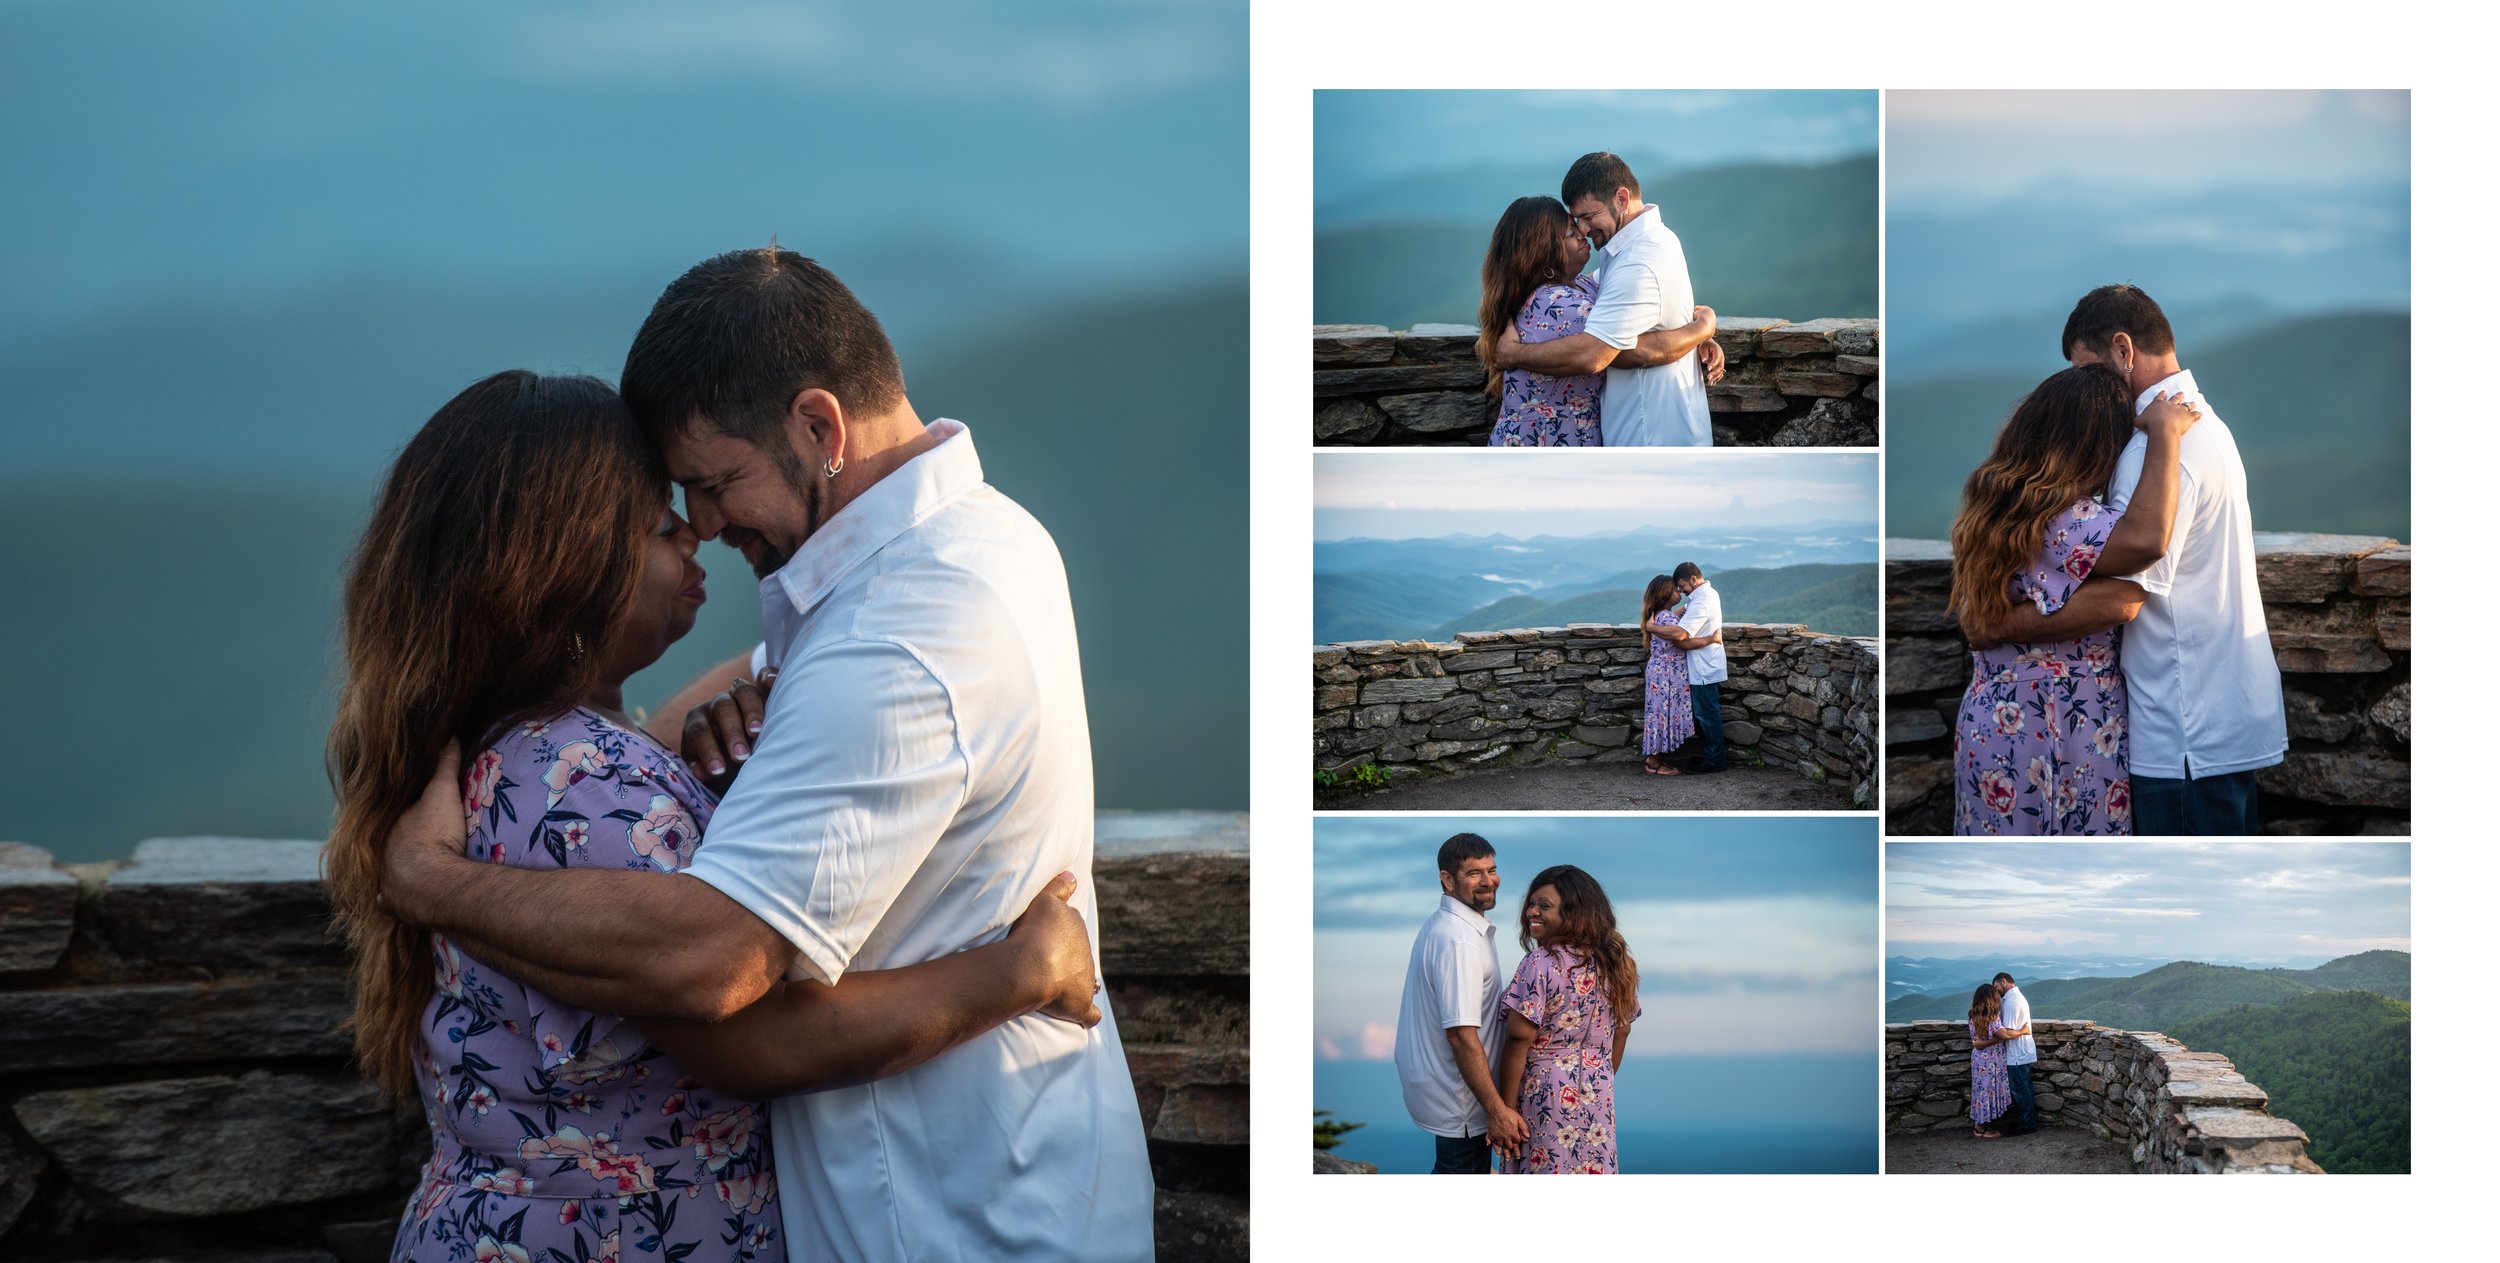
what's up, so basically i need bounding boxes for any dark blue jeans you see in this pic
[1690,681,1726,769]
[2006,1062,2038,1133]
[2133,769,2262,835]
[1431,1131,1491,1174]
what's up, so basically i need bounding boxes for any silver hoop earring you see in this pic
[824,456,843,478]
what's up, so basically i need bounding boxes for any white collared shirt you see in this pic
[684,419,1153,1262]
[1393,894,1504,1139]
[1678,582,1728,685]
[2104,370,2288,780]
[1999,985,2037,1066]
[1582,205,1713,447]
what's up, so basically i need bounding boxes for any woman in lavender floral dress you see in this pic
[1946,367,2202,835]
[1473,197,1717,447]
[1634,574,1717,775]
[1496,866,1640,1174]
[1966,983,2012,1138]
[323,372,1105,1263]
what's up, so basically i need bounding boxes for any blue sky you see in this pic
[1886,842,2412,962]
[1315,817,1878,1060]
[1314,450,1876,540]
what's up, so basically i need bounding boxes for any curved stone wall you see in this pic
[0,815,1249,1261]
[1313,623,1878,807]
[1315,319,1879,446]
[1885,1019,2320,1173]
[1885,533,2410,834]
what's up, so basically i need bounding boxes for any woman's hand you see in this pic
[2135,389,2203,439]
[681,668,777,793]
[1007,872,1102,1028]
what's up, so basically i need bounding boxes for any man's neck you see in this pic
[813,402,935,528]
[2132,355,2184,396]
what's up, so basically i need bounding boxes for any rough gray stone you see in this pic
[0,975,353,1073]
[1314,397,1387,443]
[2369,682,2410,743]
[1379,390,1494,435]
[0,840,78,973]
[98,837,336,971]
[16,1071,404,1216]
[1313,361,1486,397]
[1313,328,1396,366]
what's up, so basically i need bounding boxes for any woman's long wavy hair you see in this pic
[1968,983,2004,1031]
[1519,865,1640,1021]
[1947,366,2136,644]
[1475,195,1581,394]
[1638,573,1678,629]
[325,370,668,1102]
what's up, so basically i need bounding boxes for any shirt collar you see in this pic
[2134,368,2196,414]
[1601,204,1661,259]
[1437,894,1493,935]
[759,417,982,616]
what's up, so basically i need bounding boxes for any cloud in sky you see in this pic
[1885,842,2410,962]
[1315,817,1877,1059]
[1314,450,1876,540]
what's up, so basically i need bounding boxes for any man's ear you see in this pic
[789,388,849,468]
[2109,331,2135,371]
[1438,870,1455,897]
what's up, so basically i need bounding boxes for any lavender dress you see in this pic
[393,708,782,1263]
[1641,605,1696,757]
[1952,497,2133,835]
[1969,1020,2012,1127]
[1500,944,1639,1174]
[1489,275,1604,447]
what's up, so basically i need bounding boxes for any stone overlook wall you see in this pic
[1314,319,1879,446]
[1314,623,1878,807]
[1885,1020,2321,1173]
[0,814,1250,1262]
[1885,534,2410,834]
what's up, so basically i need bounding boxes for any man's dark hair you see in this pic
[620,245,908,451]
[1993,972,2016,985]
[1437,832,1495,876]
[2060,284,2176,359]
[1560,152,1640,208]
[1672,562,1704,583]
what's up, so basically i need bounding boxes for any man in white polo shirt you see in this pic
[1992,972,2039,1134]
[1991,285,2288,834]
[381,246,1154,1260]
[1673,562,1730,773]
[1393,832,1524,1173]
[1492,151,1724,446]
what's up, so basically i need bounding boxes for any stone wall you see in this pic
[1885,1020,2321,1173]
[1885,534,2410,834]
[0,813,1250,1262]
[1315,318,1879,446]
[1314,624,1878,807]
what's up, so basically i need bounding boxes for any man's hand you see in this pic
[681,668,777,793]
[1008,871,1102,1028]
[1698,338,1726,384]
[1493,322,1524,371]
[378,742,469,925]
[1488,1103,1529,1160]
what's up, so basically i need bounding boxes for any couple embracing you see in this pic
[1638,564,1728,777]
[1475,151,1725,448]
[1393,834,1641,1175]
[1947,285,2289,836]
[325,247,1154,1260]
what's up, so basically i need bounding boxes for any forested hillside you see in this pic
[2172,991,2410,1173]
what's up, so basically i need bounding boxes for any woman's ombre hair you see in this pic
[324,370,668,1101]
[1639,573,1678,629]
[1519,864,1640,1021]
[1968,982,2004,1030]
[1475,196,1581,394]
[1947,366,2136,644]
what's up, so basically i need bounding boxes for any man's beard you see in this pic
[1468,889,1496,912]
[740,450,826,578]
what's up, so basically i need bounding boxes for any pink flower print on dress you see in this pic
[630,793,701,870]
[463,750,504,832]
[717,1170,776,1214]
[469,1168,534,1196]
[541,740,610,807]
[2063,543,2100,583]
[472,1236,531,1263]
[1978,768,2018,817]
[431,934,464,999]
[2107,778,2132,827]
[1993,702,2024,736]
[692,1107,761,1171]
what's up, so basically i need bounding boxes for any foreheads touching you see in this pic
[1436,832,1499,913]
[2061,283,2177,391]
[1672,561,1704,594]
[1560,151,1643,247]
[1993,971,2016,995]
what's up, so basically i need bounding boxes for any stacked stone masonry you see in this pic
[1315,623,1878,808]
[1885,534,2410,834]
[0,816,1250,1262]
[1885,1020,2322,1173]
[1315,319,1880,446]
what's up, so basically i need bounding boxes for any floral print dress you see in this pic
[393,708,781,1263]
[1499,944,1638,1174]
[1952,497,2132,835]
[1641,604,1696,757]
[1968,1019,2012,1126]
[1489,275,1604,447]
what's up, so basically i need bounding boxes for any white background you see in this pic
[1249,1,2485,1252]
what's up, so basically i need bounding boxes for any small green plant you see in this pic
[1314,1109,1365,1151]
[1349,762,1390,790]
[1313,769,1340,794]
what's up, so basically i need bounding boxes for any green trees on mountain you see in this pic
[2172,991,2410,1174]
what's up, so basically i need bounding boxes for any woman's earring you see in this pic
[566,631,586,664]
[823,455,843,478]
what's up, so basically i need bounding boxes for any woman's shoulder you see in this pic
[465,708,712,859]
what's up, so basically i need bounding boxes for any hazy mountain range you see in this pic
[1314,526,1877,644]
[1885,950,2411,1027]
[1315,154,1876,330]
